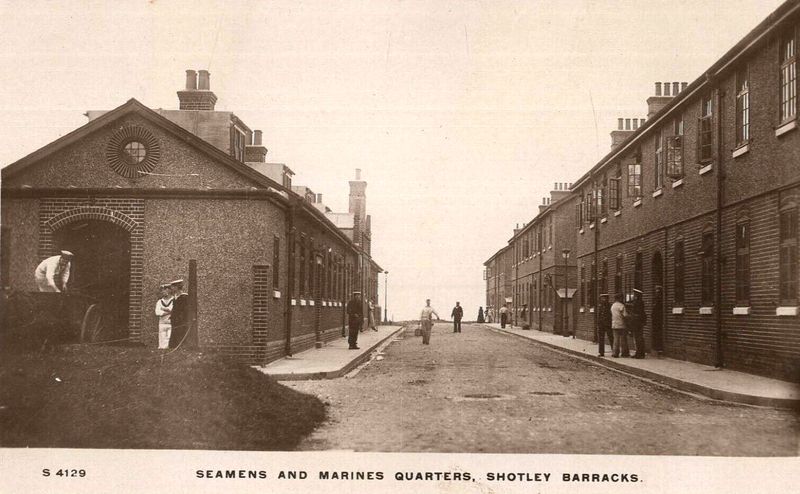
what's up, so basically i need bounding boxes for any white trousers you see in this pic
[158,323,172,349]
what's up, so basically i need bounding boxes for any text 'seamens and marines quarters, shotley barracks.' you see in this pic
[0,69,382,364]
[485,0,800,382]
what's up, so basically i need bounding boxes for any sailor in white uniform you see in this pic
[154,283,173,349]
[34,250,73,292]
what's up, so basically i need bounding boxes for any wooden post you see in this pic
[187,259,198,349]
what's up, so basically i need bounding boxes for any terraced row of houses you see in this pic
[484,0,800,382]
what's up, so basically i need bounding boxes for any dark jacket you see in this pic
[629,297,647,329]
[168,293,188,348]
[451,306,463,320]
[598,300,612,330]
[346,298,363,327]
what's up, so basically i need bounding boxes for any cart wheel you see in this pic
[80,303,104,343]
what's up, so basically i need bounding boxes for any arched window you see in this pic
[674,240,685,304]
[700,227,715,305]
[735,211,751,305]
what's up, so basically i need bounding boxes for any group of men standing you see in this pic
[596,289,657,359]
[153,280,188,349]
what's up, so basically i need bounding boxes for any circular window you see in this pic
[106,126,161,178]
[122,141,147,164]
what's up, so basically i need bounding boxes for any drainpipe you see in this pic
[284,201,296,357]
[592,173,599,343]
[538,231,543,331]
[714,85,725,368]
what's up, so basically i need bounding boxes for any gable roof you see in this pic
[1,98,282,192]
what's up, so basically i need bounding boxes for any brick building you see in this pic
[485,0,800,382]
[1,69,382,364]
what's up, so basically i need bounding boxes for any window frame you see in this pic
[735,220,750,305]
[735,64,751,146]
[779,25,798,124]
[627,150,642,199]
[674,240,685,305]
[654,128,664,190]
[700,231,715,305]
[779,202,798,305]
[698,94,714,163]
[666,116,684,179]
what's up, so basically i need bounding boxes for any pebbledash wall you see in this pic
[1,99,375,365]
[485,1,800,381]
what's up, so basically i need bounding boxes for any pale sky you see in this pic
[0,0,785,320]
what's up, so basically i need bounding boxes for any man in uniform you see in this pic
[629,288,647,359]
[499,303,509,328]
[34,250,73,292]
[451,301,463,333]
[419,299,440,345]
[346,291,363,349]
[167,279,189,349]
[611,293,629,358]
[597,293,614,357]
[154,283,173,349]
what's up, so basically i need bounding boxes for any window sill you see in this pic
[652,189,663,198]
[300,299,307,306]
[776,306,798,316]
[291,299,297,306]
[589,307,595,313]
[614,210,622,217]
[671,307,684,315]
[579,228,585,234]
[672,178,684,188]
[699,163,713,175]
[633,199,642,208]
[309,300,315,306]
[732,143,750,158]
[589,223,595,229]
[775,119,797,137]
[579,307,585,313]
[548,245,552,250]
[547,308,552,312]
[600,217,607,224]
[732,306,750,315]
[273,290,281,299]
[322,301,327,306]
[699,306,714,315]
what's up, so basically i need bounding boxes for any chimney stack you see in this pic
[647,81,688,119]
[245,129,267,163]
[178,68,218,111]
[317,193,323,203]
[611,117,645,149]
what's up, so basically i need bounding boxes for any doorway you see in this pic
[53,220,131,338]
[651,251,664,352]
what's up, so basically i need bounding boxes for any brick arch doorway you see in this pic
[651,250,665,352]
[53,220,131,338]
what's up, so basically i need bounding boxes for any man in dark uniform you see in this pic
[451,302,463,333]
[629,288,647,359]
[597,293,613,357]
[167,279,189,349]
[346,291,363,350]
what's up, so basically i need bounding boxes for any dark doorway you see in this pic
[651,251,664,352]
[54,220,131,338]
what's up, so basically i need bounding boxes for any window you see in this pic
[122,141,147,164]
[735,222,750,304]
[654,129,664,190]
[780,27,797,123]
[231,126,246,162]
[272,236,280,290]
[634,252,643,292]
[701,232,715,305]
[615,255,623,297]
[609,167,622,210]
[627,149,642,198]
[576,197,584,227]
[674,241,685,304]
[698,94,714,162]
[735,65,750,146]
[779,204,798,304]
[298,237,306,296]
[585,192,594,222]
[589,261,596,308]
[666,117,684,179]
[598,177,607,217]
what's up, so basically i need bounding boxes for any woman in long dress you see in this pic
[477,306,485,323]
[154,283,173,349]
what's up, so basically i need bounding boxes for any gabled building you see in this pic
[1,69,382,364]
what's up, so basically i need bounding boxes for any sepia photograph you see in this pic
[0,0,798,492]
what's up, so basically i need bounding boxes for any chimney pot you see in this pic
[185,69,197,90]
[663,82,670,96]
[617,118,623,130]
[633,119,639,130]
[681,82,688,91]
[673,82,679,95]
[254,130,263,146]
[317,193,323,203]
[625,118,631,130]
[198,69,210,90]
[655,82,662,96]
[641,118,646,127]
[355,168,362,180]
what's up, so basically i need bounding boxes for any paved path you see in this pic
[287,323,799,455]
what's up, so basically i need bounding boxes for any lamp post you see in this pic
[383,271,389,323]
[562,249,571,337]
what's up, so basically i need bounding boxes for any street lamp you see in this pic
[562,249,571,338]
[383,271,389,324]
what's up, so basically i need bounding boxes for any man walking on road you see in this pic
[499,303,509,328]
[419,299,440,345]
[629,288,647,359]
[597,293,613,357]
[611,293,629,358]
[346,291,363,350]
[451,302,463,333]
